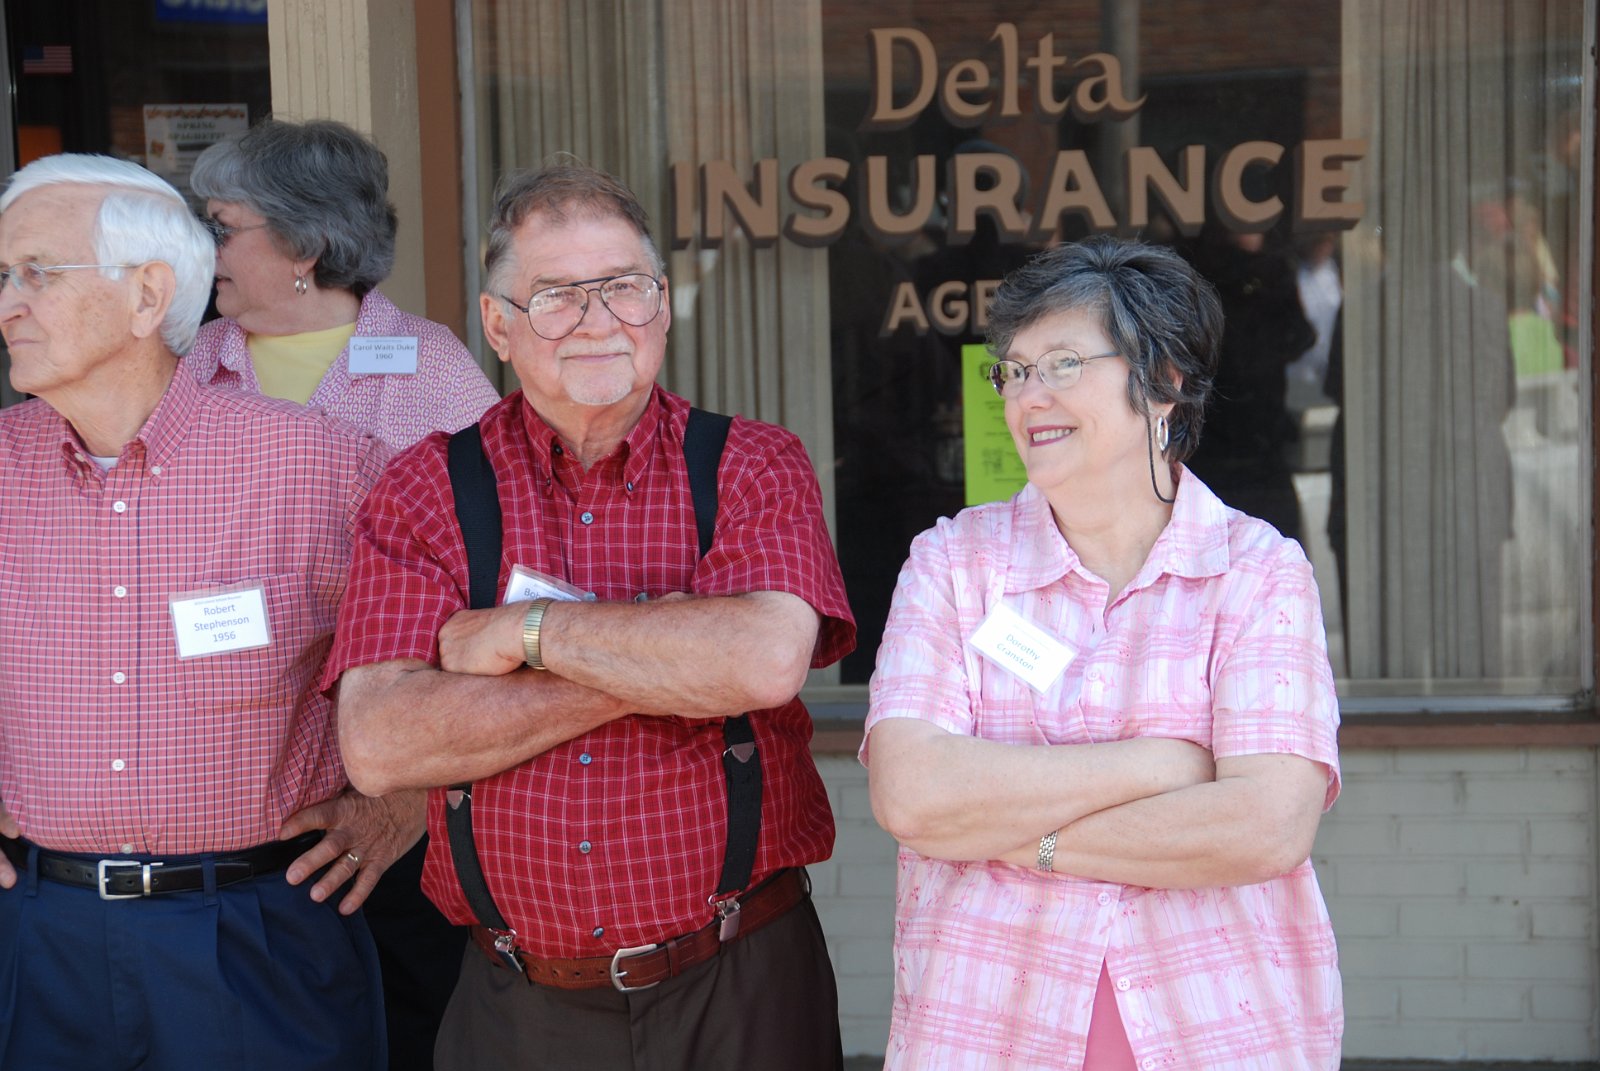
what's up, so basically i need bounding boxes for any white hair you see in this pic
[1,154,215,354]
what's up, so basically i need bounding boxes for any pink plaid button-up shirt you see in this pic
[0,370,390,854]
[865,470,1343,1071]
[186,288,501,451]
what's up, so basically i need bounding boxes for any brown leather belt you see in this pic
[471,867,808,992]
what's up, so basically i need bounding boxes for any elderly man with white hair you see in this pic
[0,154,416,1069]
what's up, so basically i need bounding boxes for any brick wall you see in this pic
[810,747,1600,1061]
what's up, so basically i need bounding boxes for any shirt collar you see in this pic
[56,364,198,477]
[1134,466,1232,582]
[518,385,668,494]
[1001,467,1231,594]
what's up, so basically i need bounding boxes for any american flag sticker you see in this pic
[22,45,73,76]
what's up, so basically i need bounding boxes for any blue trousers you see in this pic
[0,843,385,1070]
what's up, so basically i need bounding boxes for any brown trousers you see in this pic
[433,892,844,1071]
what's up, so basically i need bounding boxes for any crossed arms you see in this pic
[339,591,821,796]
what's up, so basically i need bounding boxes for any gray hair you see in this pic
[986,235,1222,464]
[1,154,214,354]
[190,118,396,297]
[484,164,663,298]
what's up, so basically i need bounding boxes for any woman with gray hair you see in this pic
[188,119,497,1071]
[186,118,498,450]
[863,235,1343,1070]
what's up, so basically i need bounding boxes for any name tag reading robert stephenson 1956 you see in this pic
[169,583,272,659]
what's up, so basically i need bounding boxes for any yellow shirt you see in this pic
[247,322,359,405]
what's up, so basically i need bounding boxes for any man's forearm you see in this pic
[539,592,820,718]
[338,660,629,795]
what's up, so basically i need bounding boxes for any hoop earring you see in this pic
[1155,414,1170,454]
[1143,410,1176,505]
[294,275,309,296]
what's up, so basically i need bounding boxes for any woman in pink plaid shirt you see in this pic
[865,236,1343,1071]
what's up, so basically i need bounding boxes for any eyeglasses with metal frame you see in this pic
[986,349,1121,398]
[500,273,664,341]
[200,216,270,248]
[0,262,140,295]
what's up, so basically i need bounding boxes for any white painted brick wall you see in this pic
[1321,747,1600,1061]
[810,747,1600,1062]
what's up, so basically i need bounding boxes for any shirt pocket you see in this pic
[172,572,322,712]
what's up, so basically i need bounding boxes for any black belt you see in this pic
[0,832,319,900]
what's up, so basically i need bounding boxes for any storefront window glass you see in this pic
[464,0,1592,705]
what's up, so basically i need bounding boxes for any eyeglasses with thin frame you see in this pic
[500,272,663,341]
[201,216,270,248]
[0,262,139,295]
[986,349,1121,398]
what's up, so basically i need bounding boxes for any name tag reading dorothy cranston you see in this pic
[347,336,419,375]
[968,602,1073,693]
[169,584,272,659]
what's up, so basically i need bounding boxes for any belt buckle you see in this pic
[608,944,662,992]
[97,859,161,900]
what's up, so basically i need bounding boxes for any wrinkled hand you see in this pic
[439,603,529,676]
[0,799,17,889]
[279,788,426,914]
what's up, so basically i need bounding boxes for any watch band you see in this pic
[1036,829,1059,873]
[521,598,555,670]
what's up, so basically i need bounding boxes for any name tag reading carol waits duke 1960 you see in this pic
[347,336,419,375]
[169,583,272,659]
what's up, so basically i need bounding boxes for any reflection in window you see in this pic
[461,0,1590,704]
[1339,0,1587,697]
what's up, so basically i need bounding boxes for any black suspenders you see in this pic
[442,409,760,968]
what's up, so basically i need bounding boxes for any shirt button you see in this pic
[578,840,592,854]
[579,753,592,766]
[150,465,162,476]
[1097,892,1112,906]
[625,481,634,492]
[111,671,127,684]
[74,452,86,462]
[110,759,126,772]
[120,843,134,854]
[1087,668,1100,681]
[1141,1060,1158,1071]
[1116,976,1132,992]
[113,585,127,598]
[552,444,564,455]
[591,926,605,939]
[580,511,594,525]
[634,592,648,603]
[112,500,128,513]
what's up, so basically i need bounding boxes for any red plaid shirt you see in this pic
[323,386,854,957]
[0,370,390,854]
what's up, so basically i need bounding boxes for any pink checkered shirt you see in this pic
[865,470,1343,1071]
[186,288,502,450]
[0,370,391,854]
[322,386,855,957]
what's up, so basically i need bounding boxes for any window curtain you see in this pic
[1341,0,1589,690]
[466,0,834,503]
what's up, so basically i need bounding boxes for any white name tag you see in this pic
[968,602,1074,694]
[502,564,589,605]
[347,336,419,375]
[169,584,272,659]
